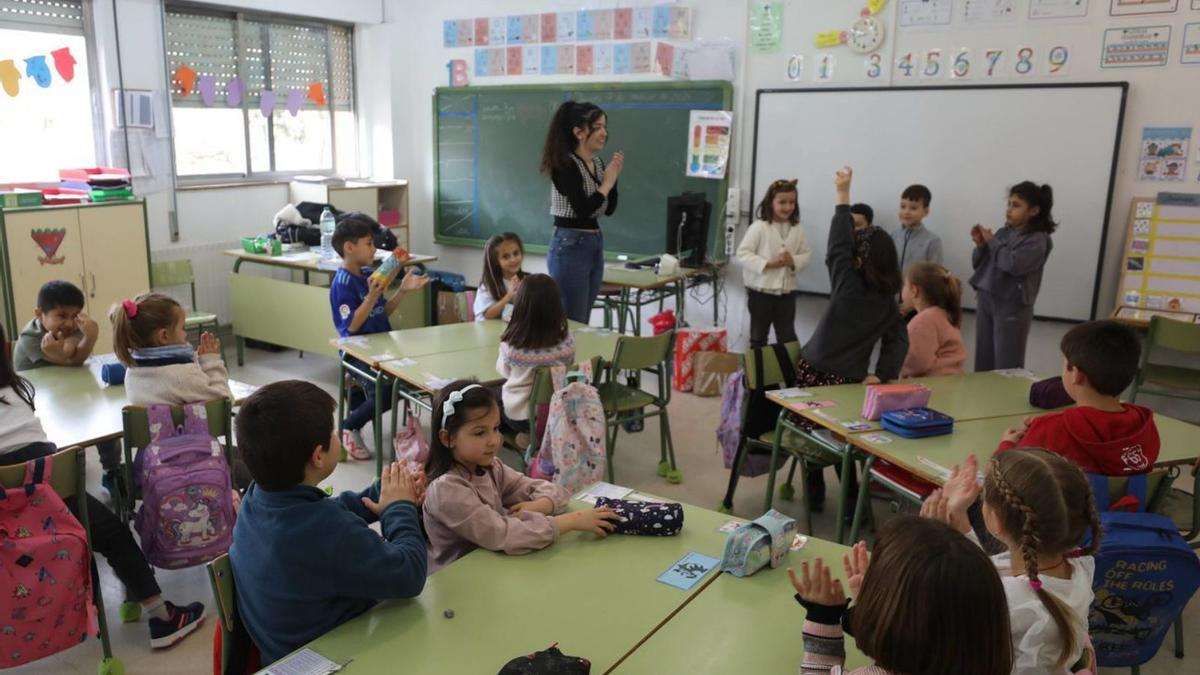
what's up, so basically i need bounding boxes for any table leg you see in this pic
[236,336,245,367]
[374,373,385,478]
[763,414,785,514]
[835,443,856,545]
[337,357,348,462]
[712,273,719,324]
[847,455,876,544]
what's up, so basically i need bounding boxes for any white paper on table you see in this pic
[574,481,634,503]
[265,648,343,675]
[775,387,813,399]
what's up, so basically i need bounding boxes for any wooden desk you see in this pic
[617,535,868,674]
[225,249,436,364]
[601,262,722,334]
[25,358,258,449]
[294,499,732,674]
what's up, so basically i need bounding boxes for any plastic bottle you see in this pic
[370,247,411,285]
[319,207,336,256]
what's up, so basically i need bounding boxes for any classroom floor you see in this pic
[29,296,1200,674]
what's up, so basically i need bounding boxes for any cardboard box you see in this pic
[672,327,727,392]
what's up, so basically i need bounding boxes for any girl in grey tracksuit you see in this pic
[969,181,1057,371]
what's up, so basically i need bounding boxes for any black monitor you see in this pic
[665,192,711,267]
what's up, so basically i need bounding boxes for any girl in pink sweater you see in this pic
[422,380,620,573]
[790,516,1013,674]
[900,262,967,378]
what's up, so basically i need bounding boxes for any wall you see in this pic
[87,0,389,321]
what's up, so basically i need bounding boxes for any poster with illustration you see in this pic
[1183,23,1200,64]
[1101,26,1171,67]
[1139,126,1191,182]
[685,110,733,179]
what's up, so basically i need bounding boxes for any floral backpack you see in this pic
[533,368,607,495]
[0,456,96,667]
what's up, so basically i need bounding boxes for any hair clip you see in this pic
[1028,579,1044,591]
[441,384,483,427]
[122,298,138,319]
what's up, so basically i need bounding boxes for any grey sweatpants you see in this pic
[974,289,1035,372]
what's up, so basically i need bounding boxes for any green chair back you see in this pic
[0,446,84,502]
[151,259,197,289]
[743,342,802,391]
[207,553,238,632]
[1147,315,1200,354]
[610,331,675,372]
[123,399,232,451]
[1101,468,1175,513]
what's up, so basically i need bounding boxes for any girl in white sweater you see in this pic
[737,178,811,347]
[109,292,232,405]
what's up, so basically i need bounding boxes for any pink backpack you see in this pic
[392,403,429,474]
[135,403,235,570]
[534,370,607,494]
[0,456,97,667]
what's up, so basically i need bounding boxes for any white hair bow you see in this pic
[441,384,484,427]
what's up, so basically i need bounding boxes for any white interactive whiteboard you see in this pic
[751,83,1127,321]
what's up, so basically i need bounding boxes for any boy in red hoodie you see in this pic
[996,320,1159,475]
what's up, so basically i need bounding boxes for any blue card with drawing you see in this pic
[656,552,721,590]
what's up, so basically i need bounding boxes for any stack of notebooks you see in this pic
[57,167,135,203]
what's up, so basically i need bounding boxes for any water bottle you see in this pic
[319,207,336,256]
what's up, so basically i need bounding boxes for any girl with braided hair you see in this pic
[923,449,1101,675]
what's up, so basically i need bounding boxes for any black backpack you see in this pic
[499,646,590,675]
[742,342,797,439]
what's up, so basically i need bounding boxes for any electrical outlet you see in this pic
[725,187,739,218]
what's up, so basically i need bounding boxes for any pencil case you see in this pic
[1030,377,1074,409]
[880,407,954,439]
[719,509,796,578]
[861,383,931,420]
[594,497,683,536]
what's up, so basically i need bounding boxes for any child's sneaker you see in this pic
[148,601,206,649]
[342,429,372,461]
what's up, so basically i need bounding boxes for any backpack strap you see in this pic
[22,457,50,496]
[771,343,797,387]
[146,404,180,441]
[752,345,767,391]
[180,402,213,436]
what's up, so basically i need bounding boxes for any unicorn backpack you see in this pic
[535,370,607,495]
[135,403,236,569]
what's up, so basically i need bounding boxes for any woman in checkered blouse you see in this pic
[539,100,624,323]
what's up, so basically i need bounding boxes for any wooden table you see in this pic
[601,262,722,334]
[295,499,732,674]
[224,248,436,364]
[617,535,867,674]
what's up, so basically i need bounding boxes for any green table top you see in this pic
[301,498,733,673]
[601,264,709,290]
[850,411,1200,485]
[224,248,437,273]
[24,358,258,449]
[618,535,869,674]
[335,321,604,369]
[379,327,622,393]
[772,371,1053,435]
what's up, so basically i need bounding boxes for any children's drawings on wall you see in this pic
[1139,126,1191,182]
[1101,26,1171,67]
[1109,0,1178,16]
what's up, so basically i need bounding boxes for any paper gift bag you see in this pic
[672,327,727,392]
[692,351,739,397]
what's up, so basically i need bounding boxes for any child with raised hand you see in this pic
[900,262,967,377]
[970,181,1057,371]
[475,232,528,321]
[497,274,576,446]
[109,292,231,405]
[923,450,1099,675]
[0,325,206,649]
[737,178,811,347]
[793,167,908,509]
[790,515,1013,675]
[422,380,620,573]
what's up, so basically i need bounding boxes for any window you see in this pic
[0,0,96,183]
[164,7,356,181]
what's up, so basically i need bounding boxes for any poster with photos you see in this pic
[1138,126,1191,182]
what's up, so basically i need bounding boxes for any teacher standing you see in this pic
[540,101,624,323]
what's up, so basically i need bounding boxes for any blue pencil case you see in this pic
[880,407,954,439]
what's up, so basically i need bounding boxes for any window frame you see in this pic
[163,2,358,186]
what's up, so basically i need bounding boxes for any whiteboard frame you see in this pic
[750,82,1129,322]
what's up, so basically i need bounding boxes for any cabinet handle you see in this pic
[79,273,87,296]
[89,273,96,298]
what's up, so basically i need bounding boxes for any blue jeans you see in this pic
[547,227,604,324]
[341,355,393,433]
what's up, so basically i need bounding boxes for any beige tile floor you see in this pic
[22,297,1200,674]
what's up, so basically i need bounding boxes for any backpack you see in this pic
[1086,472,1200,668]
[393,403,429,473]
[498,645,591,674]
[535,371,607,495]
[135,403,236,570]
[0,457,97,667]
[718,344,796,477]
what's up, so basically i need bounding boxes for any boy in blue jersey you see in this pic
[330,213,428,459]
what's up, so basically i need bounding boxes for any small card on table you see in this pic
[657,552,721,590]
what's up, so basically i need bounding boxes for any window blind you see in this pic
[165,8,352,112]
[0,0,84,35]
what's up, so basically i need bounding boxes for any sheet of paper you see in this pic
[841,420,873,431]
[266,648,343,675]
[790,534,809,551]
[718,519,745,532]
[860,432,893,445]
[574,481,634,504]
[657,552,720,590]
[774,388,812,399]
[899,0,953,28]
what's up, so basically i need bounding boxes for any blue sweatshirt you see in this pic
[230,482,427,664]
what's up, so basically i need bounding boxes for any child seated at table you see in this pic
[496,274,576,447]
[110,292,232,405]
[899,262,967,378]
[330,214,429,459]
[0,326,207,648]
[230,380,427,664]
[790,516,1012,675]
[996,320,1159,476]
[422,380,620,573]
[475,232,528,321]
[14,280,122,496]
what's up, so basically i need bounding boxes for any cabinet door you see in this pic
[4,209,85,333]
[328,187,379,217]
[78,204,150,353]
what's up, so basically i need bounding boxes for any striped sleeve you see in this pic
[801,619,847,674]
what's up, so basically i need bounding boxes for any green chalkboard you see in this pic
[434,81,732,259]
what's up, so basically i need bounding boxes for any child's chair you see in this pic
[207,553,261,675]
[0,447,123,675]
[500,366,557,470]
[1130,315,1200,405]
[118,398,234,522]
[595,331,679,483]
[151,259,227,363]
